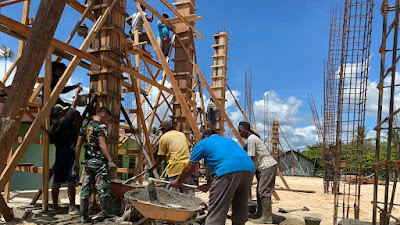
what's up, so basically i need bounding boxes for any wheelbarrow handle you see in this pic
[148,178,199,189]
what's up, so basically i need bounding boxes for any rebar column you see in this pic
[333,0,373,223]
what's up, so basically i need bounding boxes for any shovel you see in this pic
[278,206,310,213]
[124,171,147,184]
[148,177,199,189]
[147,179,158,202]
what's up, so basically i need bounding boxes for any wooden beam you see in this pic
[124,44,155,165]
[0,0,116,195]
[41,48,52,211]
[167,14,202,25]
[67,0,94,21]
[159,0,203,40]
[0,0,25,8]
[0,0,67,220]
[4,149,12,202]
[0,15,174,95]
[55,0,94,63]
[0,194,13,221]
[1,57,19,84]
[136,0,176,30]
[137,2,202,142]
[17,0,29,56]
[195,65,244,146]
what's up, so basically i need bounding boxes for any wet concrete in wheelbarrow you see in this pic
[124,187,205,211]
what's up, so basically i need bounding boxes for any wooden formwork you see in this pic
[0,0,258,221]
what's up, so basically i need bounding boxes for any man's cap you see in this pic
[239,121,256,133]
[159,120,173,130]
[51,104,69,116]
[162,13,169,18]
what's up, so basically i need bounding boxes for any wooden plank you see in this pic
[14,166,43,174]
[167,14,202,25]
[0,0,25,8]
[28,83,43,103]
[0,5,68,215]
[195,65,244,146]
[117,168,135,174]
[54,0,94,63]
[1,57,19,84]
[17,0,29,56]
[41,48,52,211]
[136,0,175,30]
[0,80,8,94]
[226,84,260,136]
[0,15,174,95]
[159,0,203,40]
[67,0,94,21]
[137,2,202,142]
[124,43,155,165]
[0,0,116,193]
[118,149,139,155]
[0,194,13,221]
[4,149,12,202]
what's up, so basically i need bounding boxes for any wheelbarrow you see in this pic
[124,188,205,222]
[110,179,145,198]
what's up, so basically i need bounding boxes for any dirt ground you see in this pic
[196,176,400,225]
[2,176,399,224]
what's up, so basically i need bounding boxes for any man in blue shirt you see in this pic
[157,13,173,57]
[170,130,255,225]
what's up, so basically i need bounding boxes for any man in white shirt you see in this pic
[239,121,277,224]
[126,4,153,43]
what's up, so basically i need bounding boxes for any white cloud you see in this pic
[224,89,317,150]
[365,72,400,118]
[253,91,303,126]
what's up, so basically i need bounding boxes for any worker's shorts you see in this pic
[80,158,111,199]
[54,148,78,184]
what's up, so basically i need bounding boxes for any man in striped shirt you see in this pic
[238,121,277,224]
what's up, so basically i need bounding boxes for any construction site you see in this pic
[0,0,399,224]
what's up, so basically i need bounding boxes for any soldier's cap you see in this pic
[51,104,69,116]
[159,121,173,130]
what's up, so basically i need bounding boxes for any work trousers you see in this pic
[256,164,278,199]
[80,159,111,199]
[206,171,254,225]
[157,36,171,57]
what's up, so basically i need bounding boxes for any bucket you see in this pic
[304,217,322,225]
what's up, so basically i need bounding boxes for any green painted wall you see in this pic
[10,123,56,191]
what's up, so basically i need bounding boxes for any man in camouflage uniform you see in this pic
[74,107,116,223]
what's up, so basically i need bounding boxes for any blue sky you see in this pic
[0,0,390,149]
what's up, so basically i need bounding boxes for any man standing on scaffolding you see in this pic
[238,121,277,224]
[157,13,173,57]
[127,4,153,43]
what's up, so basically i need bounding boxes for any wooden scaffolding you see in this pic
[0,0,252,221]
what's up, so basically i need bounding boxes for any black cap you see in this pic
[51,104,69,116]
